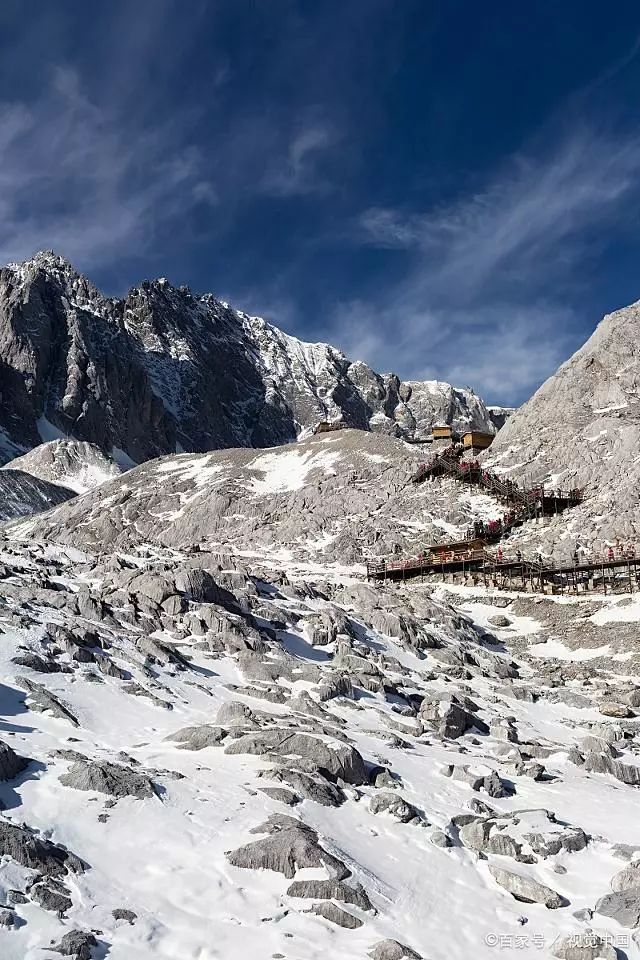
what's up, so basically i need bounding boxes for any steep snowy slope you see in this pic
[1,531,640,959]
[0,252,496,466]
[484,299,640,556]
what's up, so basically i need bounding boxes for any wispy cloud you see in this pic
[336,128,640,401]
[260,119,338,197]
[0,65,213,270]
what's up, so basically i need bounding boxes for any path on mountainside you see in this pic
[365,447,640,594]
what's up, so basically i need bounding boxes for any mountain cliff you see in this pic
[0,252,495,466]
[484,299,640,553]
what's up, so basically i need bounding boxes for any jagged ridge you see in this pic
[0,251,495,466]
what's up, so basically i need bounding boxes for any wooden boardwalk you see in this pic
[365,448,634,594]
[366,550,640,594]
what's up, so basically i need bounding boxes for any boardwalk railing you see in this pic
[366,547,640,595]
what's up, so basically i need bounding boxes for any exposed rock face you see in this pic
[595,887,640,927]
[51,929,98,958]
[0,740,30,781]
[484,298,640,554]
[0,467,74,521]
[369,940,422,960]
[10,428,504,569]
[0,820,84,877]
[0,251,495,466]
[224,729,367,785]
[551,933,617,960]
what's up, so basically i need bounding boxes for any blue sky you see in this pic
[1,1,640,404]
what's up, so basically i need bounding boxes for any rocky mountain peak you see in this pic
[0,252,497,466]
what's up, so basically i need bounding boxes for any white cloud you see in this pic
[260,120,337,197]
[0,66,212,269]
[337,128,640,401]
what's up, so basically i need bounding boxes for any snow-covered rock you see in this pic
[4,440,121,493]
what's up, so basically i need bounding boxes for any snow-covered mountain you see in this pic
[5,440,121,494]
[3,426,640,959]
[484,298,640,557]
[0,251,495,466]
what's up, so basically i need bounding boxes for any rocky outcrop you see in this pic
[5,439,120,493]
[0,740,30,781]
[226,815,350,880]
[224,729,368,785]
[59,760,157,799]
[484,298,640,554]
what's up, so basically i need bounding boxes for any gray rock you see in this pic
[458,819,493,852]
[259,787,300,806]
[257,767,345,807]
[112,908,137,923]
[18,678,79,726]
[226,814,350,880]
[307,901,363,928]
[611,860,640,893]
[175,568,234,607]
[224,729,367,784]
[128,572,176,605]
[430,830,451,848]
[12,651,64,673]
[581,750,640,786]
[369,791,420,823]
[0,907,15,927]
[215,700,256,725]
[488,615,511,627]
[59,759,157,799]
[0,740,30,781]
[165,725,227,750]
[489,864,565,908]
[551,932,617,959]
[596,887,640,927]
[599,701,633,718]
[32,880,73,914]
[0,819,84,877]
[287,879,373,911]
[52,929,98,958]
[369,940,422,960]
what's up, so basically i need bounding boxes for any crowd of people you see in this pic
[471,513,517,541]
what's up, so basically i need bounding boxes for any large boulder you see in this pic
[369,940,422,960]
[59,760,157,799]
[489,864,565,908]
[224,729,368,785]
[595,887,640,927]
[226,815,350,880]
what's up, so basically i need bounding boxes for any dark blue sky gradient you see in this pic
[1,1,640,403]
